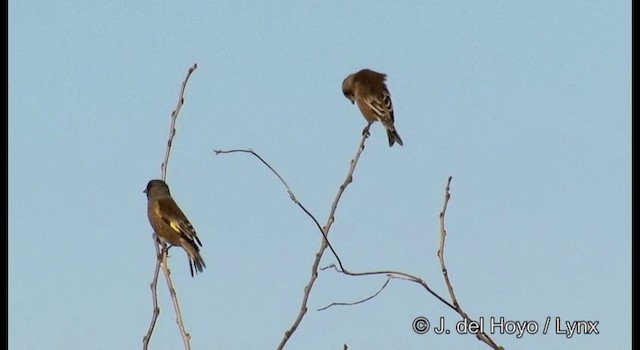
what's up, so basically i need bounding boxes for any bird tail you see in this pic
[387,128,404,147]
[183,241,206,277]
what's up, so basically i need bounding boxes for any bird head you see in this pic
[144,179,170,196]
[342,74,356,104]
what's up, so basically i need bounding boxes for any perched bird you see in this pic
[144,179,206,276]
[342,69,403,146]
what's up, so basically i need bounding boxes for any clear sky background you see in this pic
[9,1,631,349]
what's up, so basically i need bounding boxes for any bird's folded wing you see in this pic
[155,198,203,246]
[365,91,395,123]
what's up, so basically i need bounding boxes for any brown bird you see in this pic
[342,69,403,146]
[144,179,206,276]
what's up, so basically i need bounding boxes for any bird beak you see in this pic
[143,189,148,194]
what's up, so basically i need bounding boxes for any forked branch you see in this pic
[144,63,198,350]
[215,125,371,349]
[320,177,504,349]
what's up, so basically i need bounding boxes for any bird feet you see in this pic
[362,124,372,138]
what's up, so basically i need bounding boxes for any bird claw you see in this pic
[362,124,371,137]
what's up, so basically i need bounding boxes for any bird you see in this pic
[342,69,403,147]
[144,179,206,277]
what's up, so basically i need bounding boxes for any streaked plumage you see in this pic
[342,69,403,146]
[144,179,206,276]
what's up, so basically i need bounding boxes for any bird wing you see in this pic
[364,89,395,124]
[155,198,203,247]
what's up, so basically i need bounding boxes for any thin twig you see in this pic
[436,177,503,349]
[317,277,392,311]
[213,148,344,269]
[322,125,370,238]
[437,177,458,307]
[144,63,198,350]
[319,177,504,349]
[318,264,456,312]
[276,128,370,349]
[160,249,192,350]
[214,127,372,349]
[161,63,198,180]
[142,236,162,350]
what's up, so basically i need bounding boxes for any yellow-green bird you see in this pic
[144,179,206,276]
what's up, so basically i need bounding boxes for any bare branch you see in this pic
[276,129,370,349]
[143,236,162,350]
[323,124,370,238]
[213,148,344,269]
[216,127,371,349]
[437,176,459,307]
[319,264,456,312]
[161,63,198,180]
[145,64,198,350]
[160,248,192,350]
[320,177,504,349]
[436,177,503,349]
[317,277,391,311]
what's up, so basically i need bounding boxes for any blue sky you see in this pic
[9,1,630,349]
